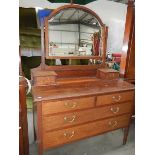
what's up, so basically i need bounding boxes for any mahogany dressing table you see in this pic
[31,4,135,155]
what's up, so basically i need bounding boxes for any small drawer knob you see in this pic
[64,102,77,108]
[64,131,75,138]
[64,115,76,123]
[112,95,121,102]
[108,121,118,127]
[110,107,120,114]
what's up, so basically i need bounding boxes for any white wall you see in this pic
[20,0,127,53]
[86,0,127,53]
[49,24,79,49]
[19,0,69,9]
[80,25,99,49]
[48,24,98,49]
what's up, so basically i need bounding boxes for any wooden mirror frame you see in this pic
[44,4,108,63]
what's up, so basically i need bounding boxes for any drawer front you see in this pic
[42,97,95,115]
[43,102,132,132]
[107,73,119,79]
[43,114,130,149]
[96,91,134,106]
[35,76,55,86]
[100,72,119,80]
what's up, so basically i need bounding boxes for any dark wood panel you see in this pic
[19,78,29,155]
[120,1,135,83]
[125,27,135,80]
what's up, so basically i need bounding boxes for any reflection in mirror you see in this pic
[48,8,102,57]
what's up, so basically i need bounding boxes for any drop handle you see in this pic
[64,102,77,108]
[110,107,120,114]
[64,115,76,123]
[112,95,121,102]
[64,131,75,138]
[108,121,118,127]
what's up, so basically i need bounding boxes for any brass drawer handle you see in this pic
[64,131,75,138]
[110,107,120,114]
[64,102,77,108]
[64,115,76,123]
[108,121,118,127]
[112,95,121,102]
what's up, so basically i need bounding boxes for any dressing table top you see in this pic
[32,79,134,102]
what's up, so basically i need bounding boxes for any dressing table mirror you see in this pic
[31,4,134,155]
[45,6,106,61]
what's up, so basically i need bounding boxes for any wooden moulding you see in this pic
[32,70,58,86]
[96,68,119,80]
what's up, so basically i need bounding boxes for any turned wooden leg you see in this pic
[32,106,37,141]
[37,104,43,155]
[123,127,129,145]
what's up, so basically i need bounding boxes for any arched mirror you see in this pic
[44,5,108,64]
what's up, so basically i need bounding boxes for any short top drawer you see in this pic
[42,97,95,115]
[96,91,134,106]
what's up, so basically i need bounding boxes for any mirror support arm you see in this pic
[40,19,45,70]
[102,26,108,67]
[70,0,74,5]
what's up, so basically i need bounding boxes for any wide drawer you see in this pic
[42,97,95,115]
[43,114,130,149]
[96,91,134,106]
[43,102,132,132]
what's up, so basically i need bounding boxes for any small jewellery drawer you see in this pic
[42,97,95,115]
[43,102,132,132]
[35,76,56,85]
[32,70,57,86]
[43,114,130,149]
[96,91,134,106]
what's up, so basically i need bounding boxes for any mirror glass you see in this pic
[48,8,103,58]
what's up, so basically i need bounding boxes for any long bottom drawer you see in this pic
[43,114,130,149]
